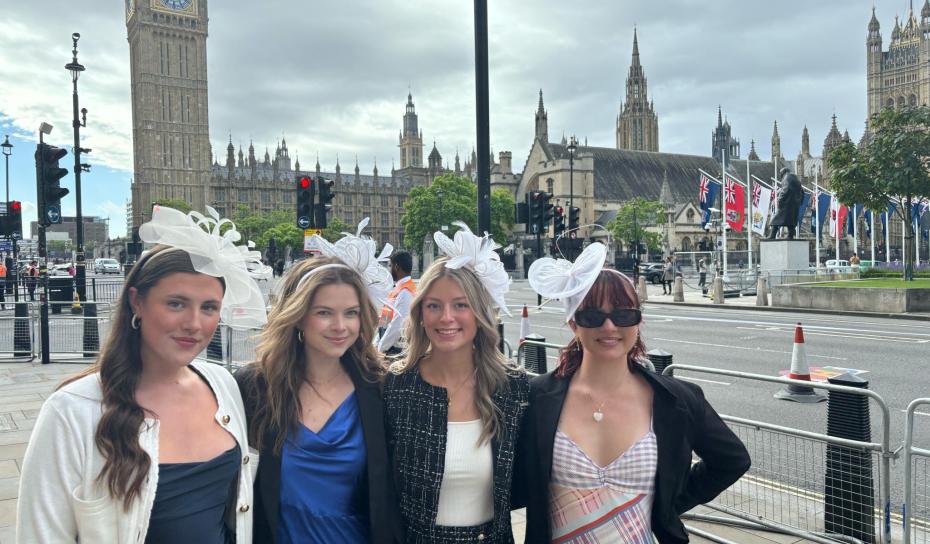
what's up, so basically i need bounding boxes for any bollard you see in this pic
[756,277,769,306]
[497,318,505,355]
[523,333,546,375]
[13,302,31,357]
[823,372,875,543]
[672,276,684,302]
[82,302,99,358]
[638,276,648,302]
[712,277,724,304]
[647,349,673,375]
[207,325,224,362]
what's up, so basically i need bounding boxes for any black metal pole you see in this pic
[37,131,50,364]
[473,0,490,234]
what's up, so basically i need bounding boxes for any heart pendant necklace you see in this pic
[592,400,607,423]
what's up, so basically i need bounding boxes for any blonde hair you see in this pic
[395,256,517,445]
[247,256,384,453]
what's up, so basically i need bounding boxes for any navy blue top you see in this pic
[146,444,240,544]
[278,391,370,544]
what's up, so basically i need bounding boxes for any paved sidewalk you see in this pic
[0,360,900,544]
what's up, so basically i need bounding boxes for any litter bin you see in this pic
[48,277,74,315]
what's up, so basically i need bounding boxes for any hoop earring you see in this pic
[131,314,141,330]
[297,330,304,343]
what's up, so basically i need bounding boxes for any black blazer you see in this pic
[235,360,405,544]
[514,364,751,544]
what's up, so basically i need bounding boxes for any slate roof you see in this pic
[541,143,778,205]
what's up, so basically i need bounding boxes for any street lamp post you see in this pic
[566,136,577,259]
[1,135,15,303]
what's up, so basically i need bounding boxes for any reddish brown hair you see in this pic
[555,269,647,378]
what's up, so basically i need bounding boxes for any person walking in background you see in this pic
[384,224,528,543]
[661,256,673,295]
[0,259,6,310]
[698,258,707,293]
[518,243,751,543]
[378,250,416,358]
[26,260,38,301]
[16,205,269,543]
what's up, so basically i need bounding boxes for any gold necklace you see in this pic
[445,369,477,408]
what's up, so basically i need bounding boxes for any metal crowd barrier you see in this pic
[665,364,892,544]
[904,399,930,544]
[44,301,111,362]
[201,324,262,372]
[0,301,37,361]
[766,268,861,287]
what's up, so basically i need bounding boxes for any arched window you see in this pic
[681,237,692,252]
[898,96,906,109]
[686,209,695,223]
[887,97,896,109]
[909,94,918,107]
[546,178,554,195]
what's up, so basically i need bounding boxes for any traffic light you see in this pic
[568,206,580,231]
[528,192,547,235]
[6,201,22,238]
[540,193,554,232]
[35,143,70,226]
[553,205,565,237]
[316,177,335,229]
[295,175,315,229]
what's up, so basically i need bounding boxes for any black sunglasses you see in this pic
[574,308,642,328]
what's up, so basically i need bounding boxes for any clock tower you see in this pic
[126,0,211,229]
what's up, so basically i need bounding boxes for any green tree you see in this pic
[828,106,930,280]
[401,174,514,254]
[152,199,193,214]
[606,198,665,255]
[263,223,303,260]
[321,217,352,243]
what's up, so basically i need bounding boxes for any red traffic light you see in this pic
[555,206,564,215]
[299,177,311,189]
[10,201,21,211]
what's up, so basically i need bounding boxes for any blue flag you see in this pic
[848,204,863,235]
[814,193,831,239]
[797,193,811,231]
[864,210,872,239]
[698,173,721,227]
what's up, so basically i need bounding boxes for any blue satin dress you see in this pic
[278,391,370,544]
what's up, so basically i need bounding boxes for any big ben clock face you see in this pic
[152,0,196,16]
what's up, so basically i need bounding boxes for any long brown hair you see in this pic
[247,256,384,454]
[60,245,225,509]
[393,257,517,445]
[556,269,647,378]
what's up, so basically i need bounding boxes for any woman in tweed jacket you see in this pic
[384,253,528,544]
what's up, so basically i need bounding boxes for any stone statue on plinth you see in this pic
[767,168,804,240]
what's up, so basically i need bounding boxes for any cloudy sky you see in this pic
[0,0,912,237]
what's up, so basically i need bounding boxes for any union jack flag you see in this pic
[751,184,762,207]
[725,179,737,205]
[699,174,712,205]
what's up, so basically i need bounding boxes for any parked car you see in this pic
[94,258,121,274]
[640,263,665,284]
[825,259,852,273]
[48,264,72,277]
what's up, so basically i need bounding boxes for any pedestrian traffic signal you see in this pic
[553,206,565,237]
[316,177,335,229]
[568,206,580,231]
[3,201,23,238]
[35,143,69,226]
[295,175,315,229]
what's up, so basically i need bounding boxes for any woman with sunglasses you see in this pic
[516,242,750,544]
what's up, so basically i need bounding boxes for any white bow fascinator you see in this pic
[433,222,511,317]
[528,242,608,322]
[138,205,271,329]
[301,217,394,309]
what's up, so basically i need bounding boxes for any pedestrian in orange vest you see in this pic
[378,250,416,356]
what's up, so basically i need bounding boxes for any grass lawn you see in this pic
[811,279,930,288]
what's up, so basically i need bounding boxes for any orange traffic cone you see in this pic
[774,323,825,403]
[519,305,530,345]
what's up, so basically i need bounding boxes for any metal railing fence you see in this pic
[904,399,930,544]
[664,364,892,544]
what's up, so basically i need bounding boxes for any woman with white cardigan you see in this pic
[16,206,268,543]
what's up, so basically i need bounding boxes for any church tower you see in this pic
[535,89,549,143]
[711,106,739,164]
[398,92,424,169]
[126,0,211,229]
[616,29,659,152]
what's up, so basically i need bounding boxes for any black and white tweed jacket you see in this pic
[383,365,529,544]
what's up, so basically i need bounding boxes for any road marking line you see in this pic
[651,337,848,360]
[736,325,929,344]
[645,311,930,337]
[645,305,930,330]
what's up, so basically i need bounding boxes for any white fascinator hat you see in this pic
[432,221,511,317]
[138,205,271,329]
[298,217,395,309]
[527,242,614,322]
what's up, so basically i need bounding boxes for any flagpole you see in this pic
[916,218,921,265]
[835,198,840,263]
[815,169,821,268]
[885,211,891,263]
[747,158,752,272]
[870,211,875,264]
[853,206,858,261]
[722,148,728,279]
[901,215,906,263]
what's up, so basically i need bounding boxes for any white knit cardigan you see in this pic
[16,360,257,544]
